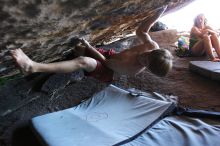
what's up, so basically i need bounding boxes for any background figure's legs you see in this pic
[191,37,220,62]
[203,35,215,60]
[210,34,220,58]
[190,40,206,56]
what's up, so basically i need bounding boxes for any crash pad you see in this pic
[189,61,220,81]
[30,85,173,146]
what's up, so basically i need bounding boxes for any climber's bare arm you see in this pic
[78,38,106,63]
[136,6,167,44]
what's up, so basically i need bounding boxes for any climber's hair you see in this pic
[147,49,173,77]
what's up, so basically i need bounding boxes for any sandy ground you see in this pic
[0,33,220,146]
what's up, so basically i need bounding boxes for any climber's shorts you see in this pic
[84,48,116,82]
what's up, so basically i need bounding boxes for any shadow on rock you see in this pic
[11,121,41,146]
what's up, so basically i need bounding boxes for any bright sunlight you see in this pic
[160,0,220,31]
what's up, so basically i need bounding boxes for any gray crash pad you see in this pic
[124,116,220,146]
[189,61,220,81]
[30,85,173,146]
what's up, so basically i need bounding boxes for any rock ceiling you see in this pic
[0,0,194,77]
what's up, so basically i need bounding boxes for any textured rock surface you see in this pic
[1,29,220,146]
[2,0,220,146]
[0,0,194,77]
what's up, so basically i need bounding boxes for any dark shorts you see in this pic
[189,38,198,49]
[84,48,116,82]
[188,38,198,56]
[189,38,206,56]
